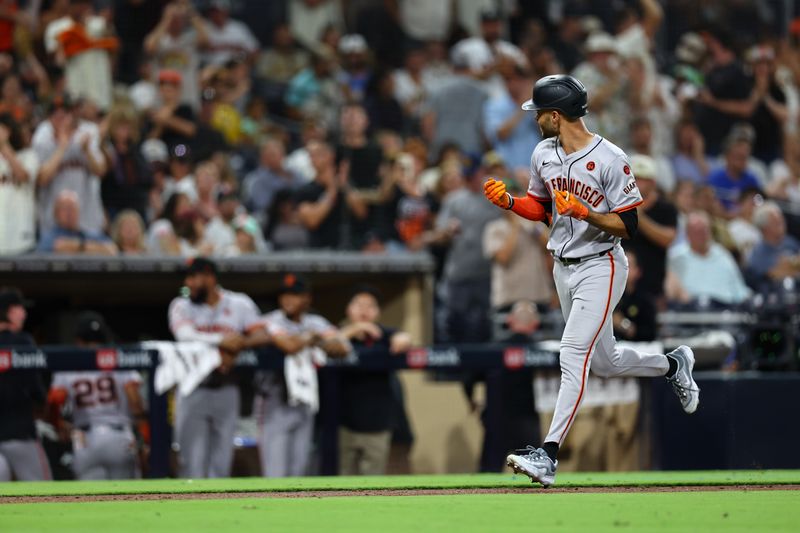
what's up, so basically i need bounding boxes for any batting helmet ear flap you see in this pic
[521,75,588,119]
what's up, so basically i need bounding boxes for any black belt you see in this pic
[552,247,615,265]
[78,423,127,432]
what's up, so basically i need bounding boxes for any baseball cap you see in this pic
[584,32,618,54]
[338,34,368,55]
[74,311,112,344]
[184,256,218,277]
[278,273,310,295]
[629,154,656,180]
[0,287,31,320]
[480,8,502,22]
[141,138,169,165]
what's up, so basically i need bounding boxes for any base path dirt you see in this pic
[2,484,799,504]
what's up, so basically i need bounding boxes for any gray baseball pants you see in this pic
[254,393,313,477]
[72,425,139,480]
[174,385,239,478]
[0,439,52,481]
[546,246,669,445]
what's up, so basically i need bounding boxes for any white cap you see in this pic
[584,32,618,54]
[339,34,368,54]
[630,154,656,180]
[141,138,169,164]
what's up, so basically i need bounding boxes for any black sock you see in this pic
[542,442,559,462]
[665,354,678,378]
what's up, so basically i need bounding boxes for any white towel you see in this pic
[145,341,222,397]
[284,347,326,413]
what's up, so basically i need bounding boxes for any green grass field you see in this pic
[2,472,799,532]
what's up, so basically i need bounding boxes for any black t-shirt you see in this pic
[0,330,46,442]
[616,287,657,342]
[339,325,397,433]
[750,81,786,162]
[145,104,196,151]
[692,61,750,155]
[626,198,677,298]
[380,185,438,243]
[293,181,366,250]
[335,143,383,189]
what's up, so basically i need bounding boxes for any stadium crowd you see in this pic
[3,0,800,481]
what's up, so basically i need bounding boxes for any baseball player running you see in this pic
[484,75,699,487]
[49,312,148,480]
[168,257,270,478]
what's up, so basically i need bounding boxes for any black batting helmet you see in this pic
[521,75,588,119]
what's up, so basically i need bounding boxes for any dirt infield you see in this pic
[2,484,798,504]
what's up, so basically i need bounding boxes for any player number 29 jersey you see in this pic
[51,371,141,428]
[527,135,643,258]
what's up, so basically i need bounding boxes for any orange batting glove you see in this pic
[484,178,511,209]
[554,189,589,220]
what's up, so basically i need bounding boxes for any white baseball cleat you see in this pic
[506,446,558,488]
[666,345,700,414]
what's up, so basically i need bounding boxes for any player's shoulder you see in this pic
[220,288,256,306]
[596,137,629,161]
[168,294,191,310]
[532,137,559,157]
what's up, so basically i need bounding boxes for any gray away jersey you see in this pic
[527,134,642,258]
[51,371,141,428]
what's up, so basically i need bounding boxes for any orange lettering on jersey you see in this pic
[592,194,605,208]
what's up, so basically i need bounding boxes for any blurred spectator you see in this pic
[242,137,300,224]
[694,184,737,252]
[429,161,501,342]
[227,215,266,256]
[338,285,411,476]
[483,64,541,174]
[337,34,372,103]
[746,201,800,292]
[482,206,552,312]
[140,138,170,222]
[336,103,382,189]
[255,273,350,477]
[549,12,585,73]
[613,250,656,341]
[671,180,695,247]
[691,28,750,156]
[364,68,406,134]
[745,45,790,164]
[33,94,107,234]
[204,190,239,255]
[194,160,220,221]
[0,72,34,124]
[144,0,209,111]
[393,43,438,124]
[671,119,711,184]
[162,143,197,203]
[37,190,117,255]
[288,0,344,51]
[110,209,147,255]
[255,22,309,85]
[128,60,159,114]
[100,107,151,220]
[285,119,327,183]
[571,32,630,146]
[628,116,675,194]
[398,0,452,42]
[146,70,197,151]
[450,8,527,94]
[728,188,763,262]
[295,140,368,250]
[376,152,437,251]
[0,113,38,255]
[146,191,203,256]
[707,135,761,216]
[0,287,51,482]
[285,45,343,129]
[624,154,677,300]
[766,132,800,204]
[201,0,259,66]
[266,188,310,251]
[422,50,487,162]
[44,0,117,111]
[665,211,750,307]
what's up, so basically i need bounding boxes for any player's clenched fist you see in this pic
[484,178,511,209]
[554,189,589,220]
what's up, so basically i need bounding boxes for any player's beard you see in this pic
[540,121,559,139]
[190,287,209,304]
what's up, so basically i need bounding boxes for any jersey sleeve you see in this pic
[238,295,264,333]
[527,148,551,202]
[308,314,338,337]
[603,155,643,213]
